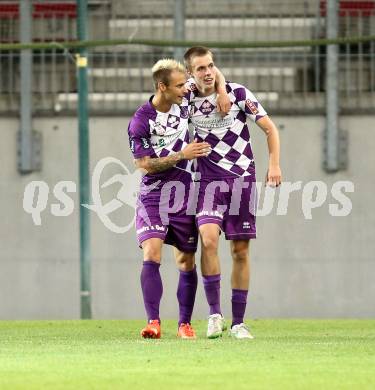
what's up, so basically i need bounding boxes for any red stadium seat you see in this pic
[320,1,375,17]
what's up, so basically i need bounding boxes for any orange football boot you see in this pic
[141,319,161,339]
[177,323,197,339]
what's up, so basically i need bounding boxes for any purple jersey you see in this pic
[128,95,198,252]
[128,95,193,191]
[188,80,267,178]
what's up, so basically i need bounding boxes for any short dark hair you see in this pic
[184,46,214,70]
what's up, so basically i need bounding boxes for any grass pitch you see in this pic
[0,319,374,389]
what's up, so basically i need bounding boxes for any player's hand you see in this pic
[182,139,211,160]
[216,93,231,117]
[265,165,282,187]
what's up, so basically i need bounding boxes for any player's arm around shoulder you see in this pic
[256,115,282,187]
[134,140,211,175]
[184,70,231,116]
[214,67,231,116]
[134,154,184,175]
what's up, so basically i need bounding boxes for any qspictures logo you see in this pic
[22,157,355,233]
[23,157,144,233]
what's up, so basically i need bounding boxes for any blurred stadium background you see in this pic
[0,0,374,320]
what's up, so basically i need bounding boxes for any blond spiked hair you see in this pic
[152,58,186,90]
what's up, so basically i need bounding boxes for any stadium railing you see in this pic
[0,0,374,115]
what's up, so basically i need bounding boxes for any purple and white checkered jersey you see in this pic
[189,80,267,178]
[128,95,193,189]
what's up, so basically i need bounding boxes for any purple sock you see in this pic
[231,289,248,327]
[140,260,163,322]
[177,266,198,326]
[202,274,221,315]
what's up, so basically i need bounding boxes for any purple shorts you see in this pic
[135,187,198,253]
[196,176,257,240]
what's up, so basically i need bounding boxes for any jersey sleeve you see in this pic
[235,86,267,122]
[127,115,154,159]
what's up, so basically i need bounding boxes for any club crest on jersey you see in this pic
[151,120,166,136]
[180,106,189,119]
[167,114,180,128]
[189,82,198,92]
[141,137,150,149]
[200,100,215,115]
[245,99,259,115]
[189,104,197,116]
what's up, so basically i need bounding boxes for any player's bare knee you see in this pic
[176,253,195,271]
[231,241,249,264]
[200,234,219,255]
[141,238,163,262]
[232,250,249,265]
[142,246,162,262]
